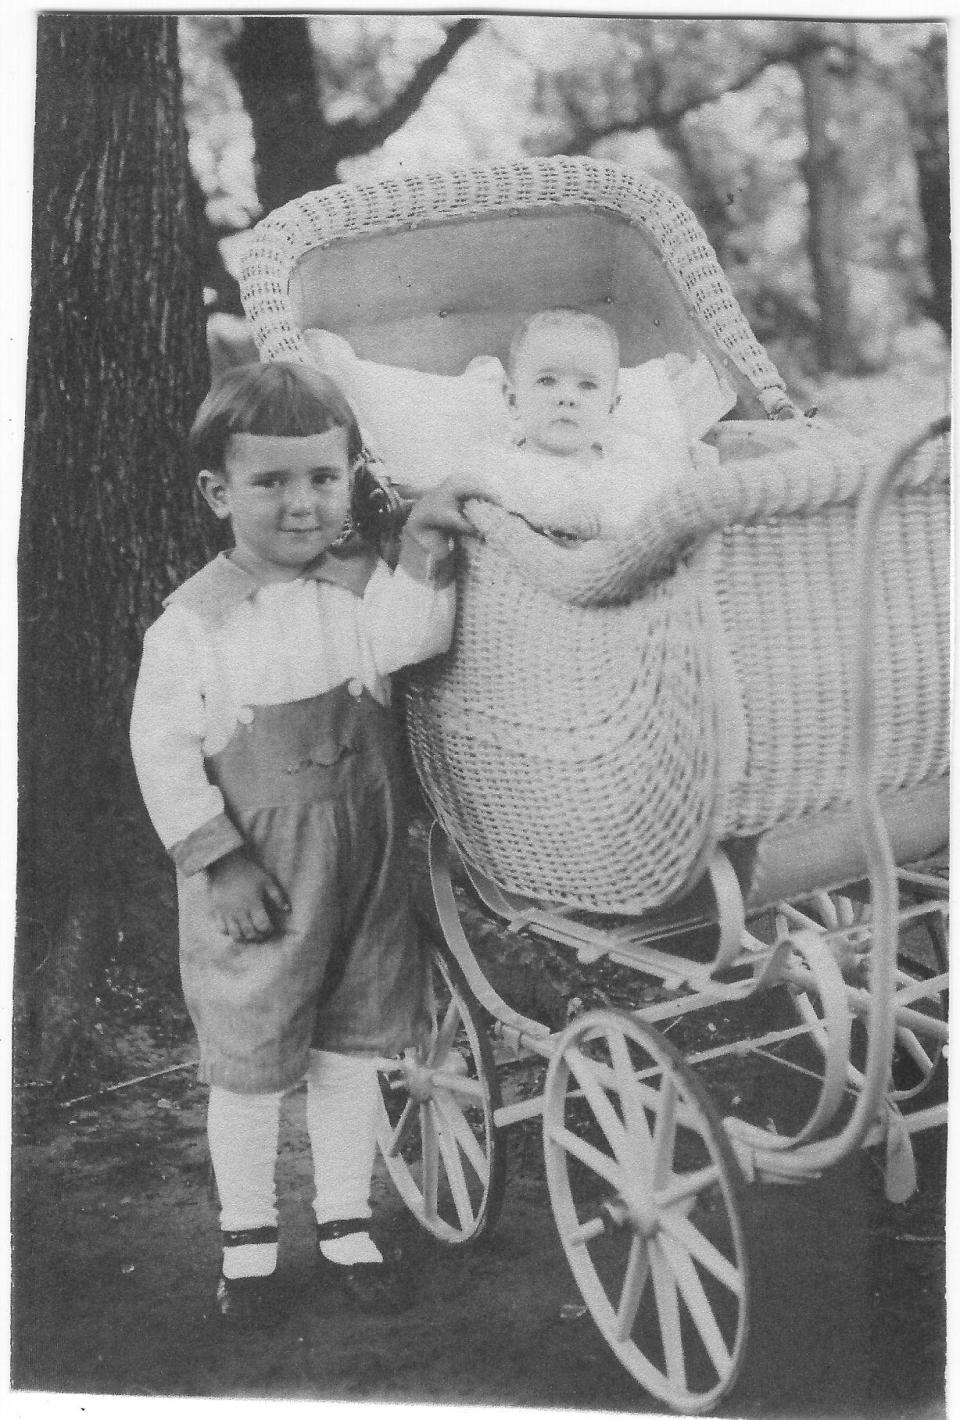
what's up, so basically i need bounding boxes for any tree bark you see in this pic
[225,16,482,214]
[914,149,951,339]
[797,43,859,373]
[225,17,338,209]
[903,31,950,337]
[20,14,212,1085]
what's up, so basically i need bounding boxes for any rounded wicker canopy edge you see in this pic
[237,155,785,399]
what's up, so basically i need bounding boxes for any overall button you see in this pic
[236,706,255,725]
[346,678,364,699]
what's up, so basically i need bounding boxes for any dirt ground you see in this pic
[10,915,948,1420]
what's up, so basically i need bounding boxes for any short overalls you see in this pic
[176,680,430,1094]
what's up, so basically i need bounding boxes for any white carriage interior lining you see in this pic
[289,209,707,376]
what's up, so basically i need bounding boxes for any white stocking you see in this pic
[305,1049,382,1264]
[207,1085,283,1277]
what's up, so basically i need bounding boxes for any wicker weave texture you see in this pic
[405,538,720,915]
[460,416,939,608]
[238,156,786,405]
[710,478,950,835]
[406,440,948,913]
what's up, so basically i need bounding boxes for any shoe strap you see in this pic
[315,1217,371,1243]
[221,1225,279,1247]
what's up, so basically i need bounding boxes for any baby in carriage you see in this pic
[306,309,733,542]
[458,308,695,538]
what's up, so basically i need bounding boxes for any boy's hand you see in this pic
[405,473,495,539]
[205,848,290,942]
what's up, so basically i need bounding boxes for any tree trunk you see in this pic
[904,31,950,337]
[797,43,859,374]
[226,17,344,210]
[20,14,212,1086]
[225,15,483,217]
[914,149,951,339]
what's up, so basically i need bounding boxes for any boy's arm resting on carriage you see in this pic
[449,445,603,539]
[405,469,495,539]
[129,609,289,942]
[363,472,492,677]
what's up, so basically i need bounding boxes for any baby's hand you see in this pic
[205,848,290,942]
[406,473,495,539]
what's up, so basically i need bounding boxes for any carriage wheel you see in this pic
[543,1009,751,1415]
[376,943,506,1244]
[787,889,947,1102]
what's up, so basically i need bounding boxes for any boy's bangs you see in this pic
[190,361,364,473]
[243,368,354,440]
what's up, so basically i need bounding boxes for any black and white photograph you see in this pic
[8,7,950,1418]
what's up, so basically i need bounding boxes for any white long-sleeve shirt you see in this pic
[130,533,454,871]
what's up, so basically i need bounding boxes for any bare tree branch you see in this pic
[333,17,483,158]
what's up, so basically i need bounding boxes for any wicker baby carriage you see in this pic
[240,155,949,924]
[240,157,949,1413]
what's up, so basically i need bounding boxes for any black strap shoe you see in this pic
[214,1271,287,1329]
[315,1217,411,1315]
[213,1225,286,1329]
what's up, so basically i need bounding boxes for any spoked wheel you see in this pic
[785,889,948,1102]
[376,943,506,1243]
[896,892,949,1100]
[543,1009,751,1415]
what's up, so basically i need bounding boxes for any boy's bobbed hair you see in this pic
[190,360,401,546]
[189,360,365,474]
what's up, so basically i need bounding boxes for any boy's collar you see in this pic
[164,542,378,627]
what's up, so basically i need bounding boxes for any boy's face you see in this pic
[505,324,619,455]
[199,429,353,581]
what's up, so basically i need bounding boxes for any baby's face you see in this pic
[506,325,619,455]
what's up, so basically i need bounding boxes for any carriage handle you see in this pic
[461,421,946,607]
[754,414,950,1174]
